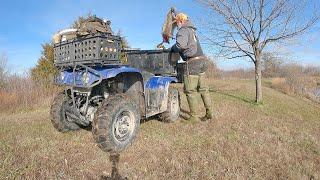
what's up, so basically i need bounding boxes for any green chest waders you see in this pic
[184,60,213,122]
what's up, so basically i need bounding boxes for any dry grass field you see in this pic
[1,79,319,179]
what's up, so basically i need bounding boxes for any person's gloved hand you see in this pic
[156,42,165,49]
[170,44,179,53]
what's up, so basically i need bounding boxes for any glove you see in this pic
[156,42,165,49]
[170,44,179,53]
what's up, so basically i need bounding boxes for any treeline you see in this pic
[216,53,320,102]
[0,53,59,113]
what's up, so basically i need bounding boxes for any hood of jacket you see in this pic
[179,20,197,31]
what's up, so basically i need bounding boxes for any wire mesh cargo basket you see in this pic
[54,33,121,66]
[126,49,180,76]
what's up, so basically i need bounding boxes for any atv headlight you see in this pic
[60,72,65,81]
[81,72,90,85]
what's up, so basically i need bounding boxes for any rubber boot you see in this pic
[198,73,214,121]
[186,93,201,122]
[201,92,214,120]
[184,75,201,122]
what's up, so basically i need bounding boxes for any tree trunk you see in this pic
[254,54,262,103]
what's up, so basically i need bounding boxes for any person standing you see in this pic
[171,13,214,122]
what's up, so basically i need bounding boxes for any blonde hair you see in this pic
[175,13,188,23]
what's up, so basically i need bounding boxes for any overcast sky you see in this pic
[0,0,319,73]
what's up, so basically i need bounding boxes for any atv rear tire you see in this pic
[159,88,180,123]
[50,92,81,132]
[92,94,140,153]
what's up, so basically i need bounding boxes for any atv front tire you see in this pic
[159,88,180,123]
[92,94,140,153]
[50,92,81,132]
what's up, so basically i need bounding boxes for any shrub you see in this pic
[206,59,220,79]
[0,72,59,113]
[270,78,292,94]
[269,63,320,102]
[262,53,283,78]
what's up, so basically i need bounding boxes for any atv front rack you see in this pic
[56,63,103,89]
[55,63,104,126]
[54,33,121,66]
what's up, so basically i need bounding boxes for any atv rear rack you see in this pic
[125,49,180,76]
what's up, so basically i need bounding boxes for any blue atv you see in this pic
[50,33,181,153]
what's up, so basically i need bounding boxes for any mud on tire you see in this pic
[159,88,180,123]
[50,92,81,132]
[92,94,140,153]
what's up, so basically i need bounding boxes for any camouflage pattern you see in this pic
[78,16,113,36]
[184,58,208,75]
[53,16,113,44]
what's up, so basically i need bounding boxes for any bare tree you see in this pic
[0,53,8,89]
[262,52,283,78]
[198,0,319,102]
